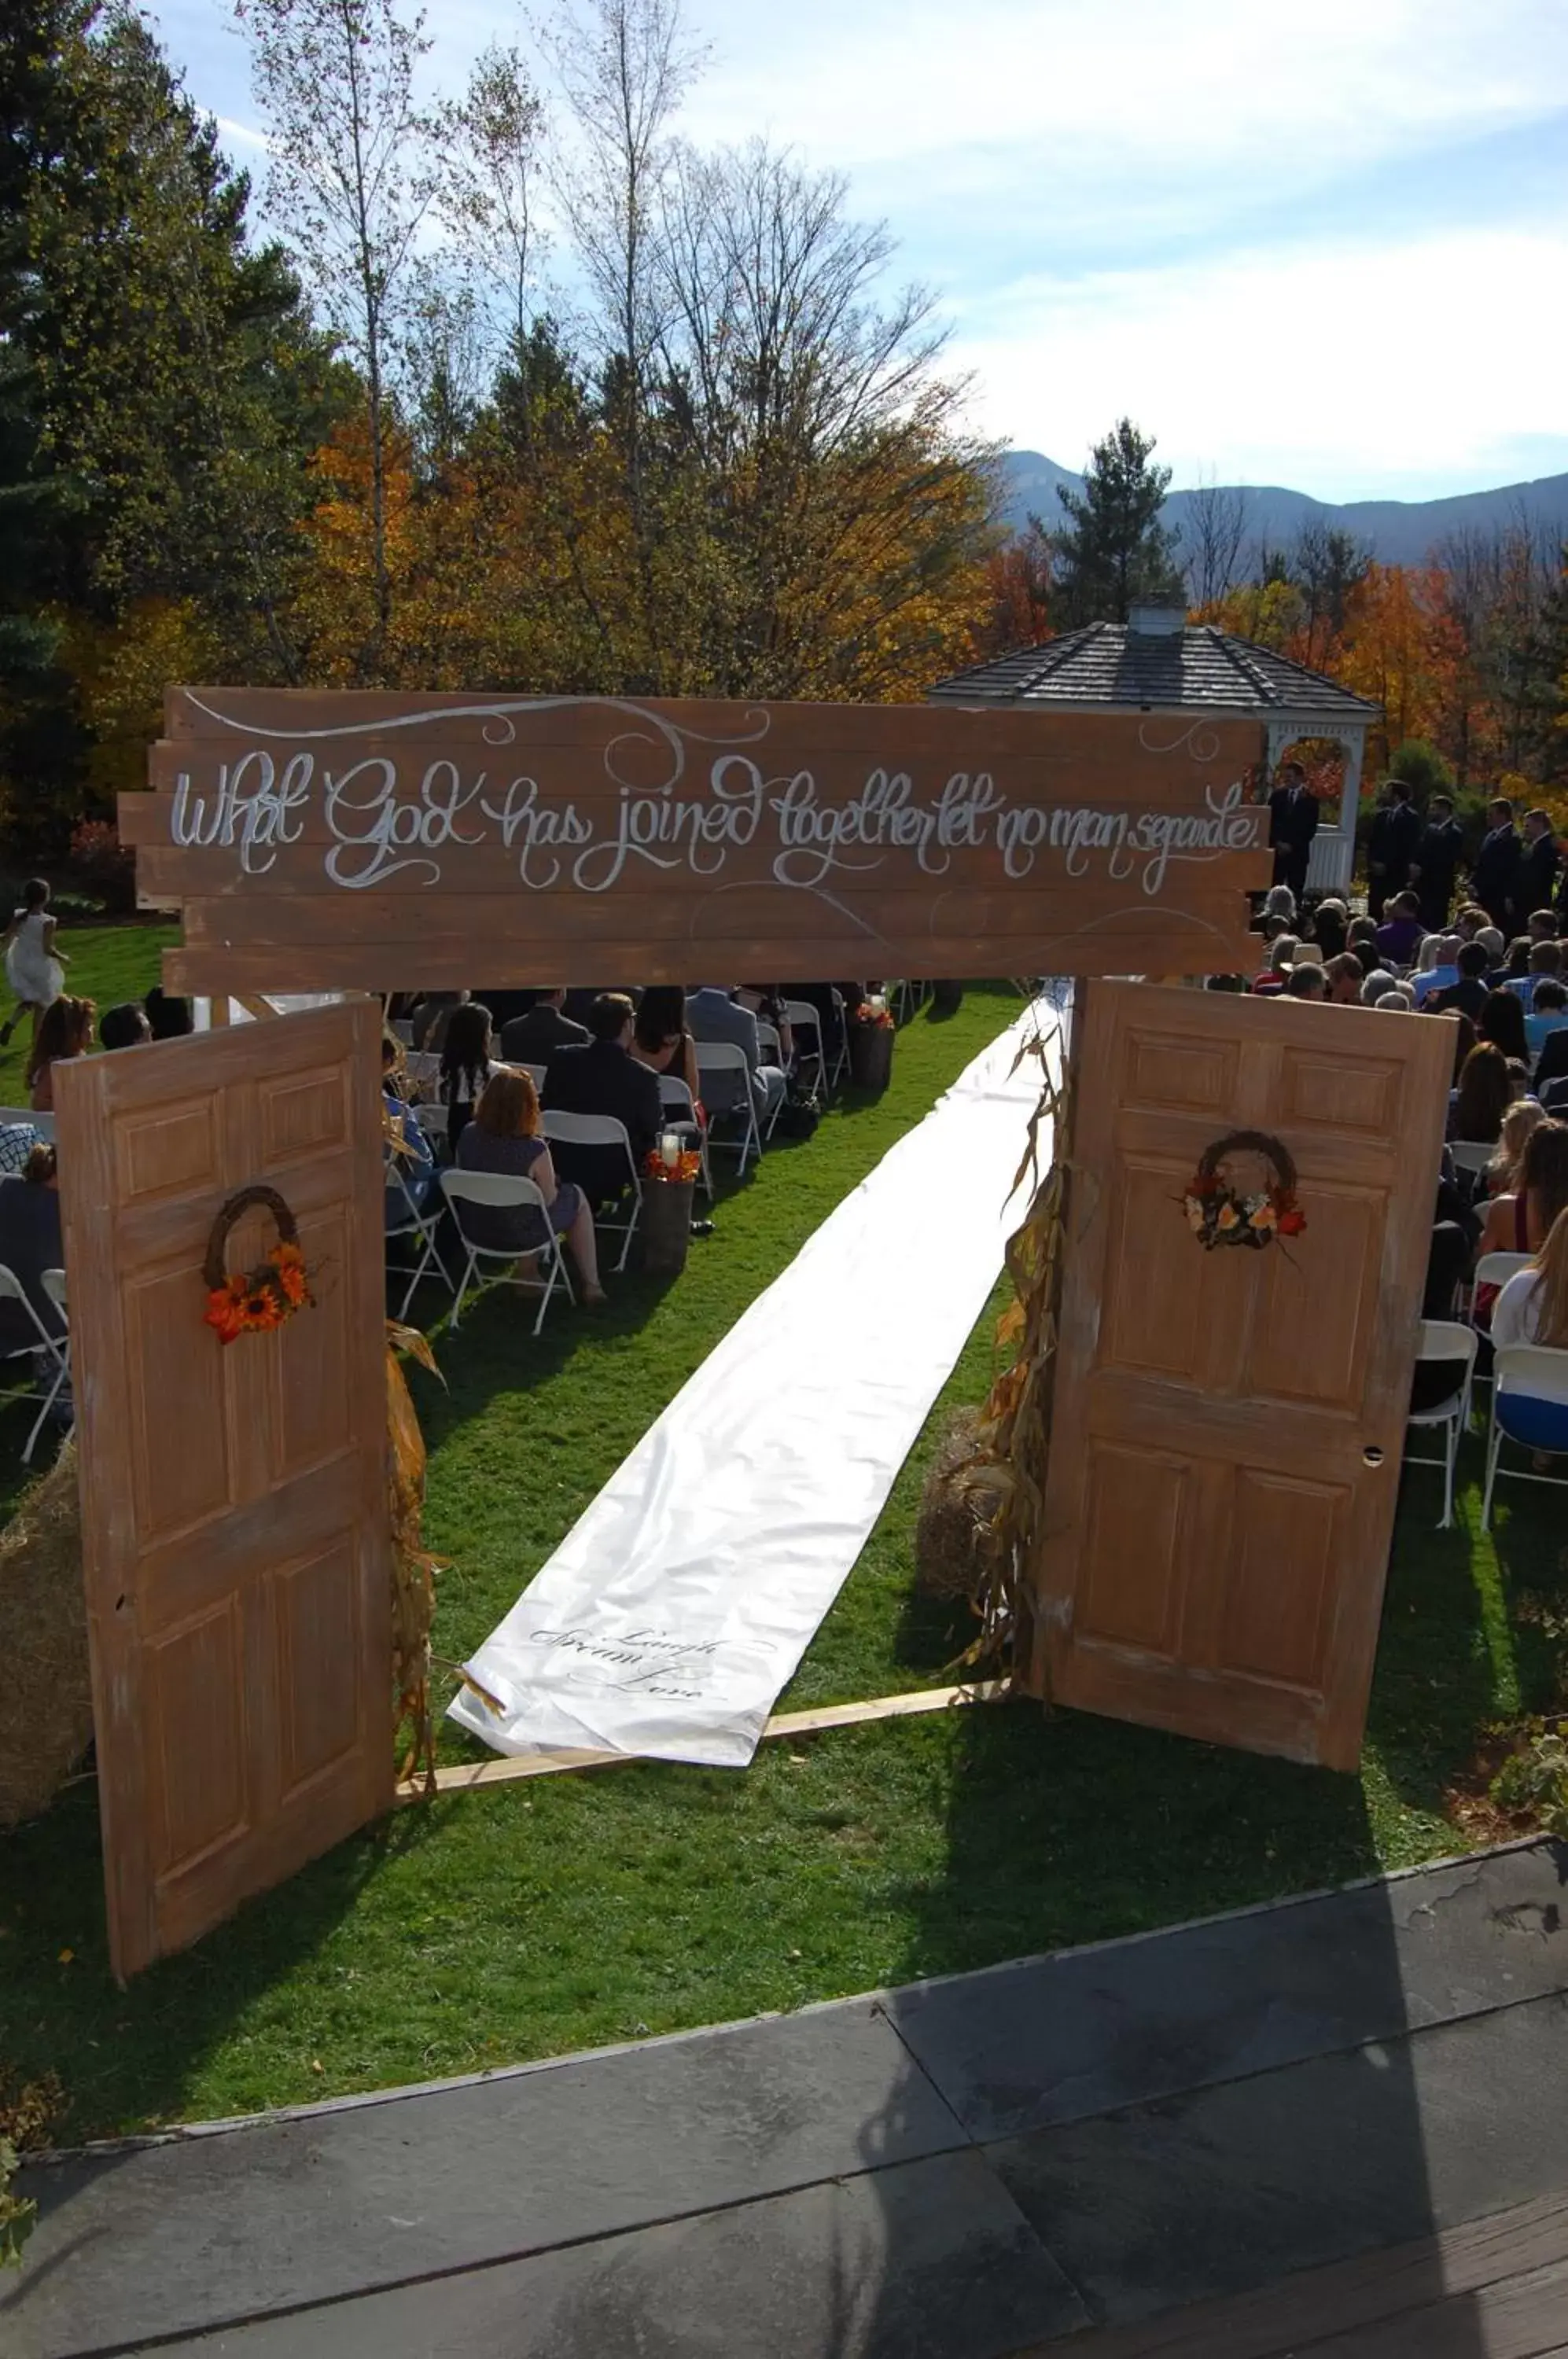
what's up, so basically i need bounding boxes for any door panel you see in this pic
[1033,982,1452,1772]
[54,999,390,1981]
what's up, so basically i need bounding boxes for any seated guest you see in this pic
[1445,1010,1479,1082]
[1430,941,1491,1019]
[780,983,860,1070]
[1261,884,1297,928]
[1449,1041,1514,1144]
[457,1069,604,1305]
[499,988,589,1067]
[1360,967,1399,1006]
[685,984,787,1124]
[1489,1099,1546,1198]
[1475,1121,1568,1329]
[1529,908,1559,944]
[1527,980,1568,1062]
[631,984,701,1106]
[1504,942,1563,1004]
[1412,933,1463,1004]
[99,1002,150,1051]
[1475,925,1507,976]
[1375,890,1425,969]
[470,988,536,1031]
[561,987,628,1029]
[1283,963,1326,1001]
[1346,915,1381,961]
[0,1143,65,1354]
[734,985,796,1068]
[542,992,662,1204]
[143,985,193,1039]
[1454,904,1489,941]
[1252,935,1297,995]
[382,1032,435,1227]
[1500,935,1533,981]
[1311,899,1349,959]
[1324,952,1367,1005]
[1493,1203,1568,1352]
[1478,987,1530,1065]
[1375,984,1415,1010]
[440,1002,501,1157]
[26,995,95,1113]
[410,991,468,1051]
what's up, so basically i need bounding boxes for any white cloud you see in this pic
[948,227,1568,496]
[687,0,1568,197]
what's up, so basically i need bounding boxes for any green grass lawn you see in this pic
[0,966,1562,2145]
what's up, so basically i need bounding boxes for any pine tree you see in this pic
[1047,418,1183,627]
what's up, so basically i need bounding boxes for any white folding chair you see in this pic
[0,1264,69,1462]
[384,1143,452,1323]
[1448,1140,1495,1183]
[540,1110,642,1272]
[1482,1342,1568,1529]
[440,1169,574,1336]
[1403,1319,1478,1529]
[657,1074,711,1198]
[392,1019,414,1047]
[826,989,851,1092]
[1470,1249,1533,1374]
[753,1021,787,1139]
[414,1101,451,1161]
[0,1106,53,1142]
[27,1268,70,1461]
[517,1063,547,1094]
[694,1040,763,1174]
[403,1051,443,1097]
[782,1000,826,1089]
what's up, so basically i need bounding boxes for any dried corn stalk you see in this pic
[951,1014,1069,1685]
[387,1320,447,1795]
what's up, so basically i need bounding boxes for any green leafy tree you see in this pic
[1047,418,1183,626]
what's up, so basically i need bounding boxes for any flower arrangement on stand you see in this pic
[642,1145,702,1186]
[1181,1130,1306,1253]
[642,1136,701,1274]
[202,1184,315,1342]
[848,993,896,1090]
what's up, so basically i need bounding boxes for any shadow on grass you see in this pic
[0,1780,447,2143]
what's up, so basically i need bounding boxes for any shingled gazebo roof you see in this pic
[929,617,1378,723]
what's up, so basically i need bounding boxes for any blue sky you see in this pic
[153,0,1568,503]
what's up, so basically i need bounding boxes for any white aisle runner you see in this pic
[449,997,1061,1768]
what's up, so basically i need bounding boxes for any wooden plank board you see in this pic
[132,689,1270,992]
[401,1680,1010,1800]
[1034,2192,1568,2357]
[162,932,1264,993]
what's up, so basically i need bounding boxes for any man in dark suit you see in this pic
[1412,793,1465,930]
[1470,797,1522,932]
[1364,778,1422,922]
[541,992,662,1206]
[1515,809,1561,933]
[499,988,589,1066]
[1267,761,1319,900]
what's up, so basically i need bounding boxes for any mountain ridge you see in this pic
[1000,451,1568,570]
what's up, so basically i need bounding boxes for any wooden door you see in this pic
[1032,983,1452,1772]
[54,1000,390,1980]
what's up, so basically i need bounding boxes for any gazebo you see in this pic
[929,605,1379,896]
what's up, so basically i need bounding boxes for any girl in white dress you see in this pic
[1,878,68,1046]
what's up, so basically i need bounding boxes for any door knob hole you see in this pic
[1362,1446,1385,1467]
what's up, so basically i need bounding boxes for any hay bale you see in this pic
[0,1443,91,1831]
[915,1408,1007,1602]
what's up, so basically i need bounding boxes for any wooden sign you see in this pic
[127,690,1269,992]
